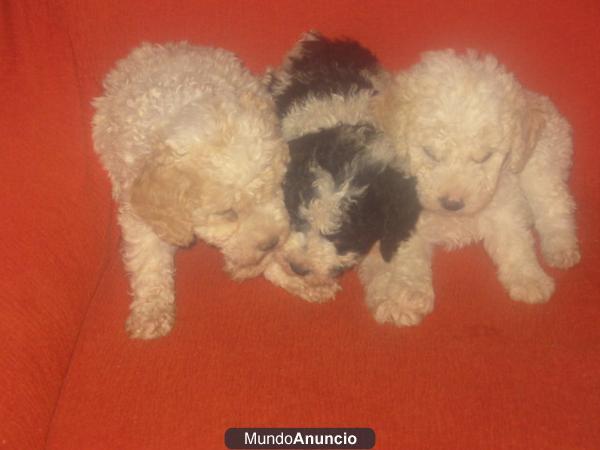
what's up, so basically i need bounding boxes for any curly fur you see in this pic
[361,49,580,326]
[263,32,421,302]
[93,42,289,338]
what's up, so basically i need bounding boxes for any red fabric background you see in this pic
[1,1,599,449]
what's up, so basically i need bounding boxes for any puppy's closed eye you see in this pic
[422,146,439,162]
[472,151,493,164]
[214,208,239,222]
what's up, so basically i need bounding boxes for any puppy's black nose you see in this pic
[289,261,311,277]
[258,236,279,252]
[439,196,465,211]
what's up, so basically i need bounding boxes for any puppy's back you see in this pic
[267,31,381,118]
[92,42,275,198]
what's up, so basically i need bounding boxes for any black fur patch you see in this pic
[269,33,380,118]
[333,167,421,261]
[283,123,421,261]
[323,164,421,261]
[284,123,375,230]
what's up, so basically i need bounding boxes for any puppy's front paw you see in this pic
[373,295,433,326]
[503,270,555,304]
[542,243,581,269]
[263,261,338,303]
[366,276,434,327]
[227,262,265,281]
[300,283,340,303]
[126,302,175,339]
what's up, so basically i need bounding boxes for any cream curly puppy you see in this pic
[360,49,580,326]
[93,42,289,339]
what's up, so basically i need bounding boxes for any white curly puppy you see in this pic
[263,32,421,302]
[93,42,289,339]
[361,49,580,326]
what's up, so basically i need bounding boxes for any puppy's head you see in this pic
[379,49,545,215]
[131,99,290,279]
[268,124,420,301]
[202,191,289,281]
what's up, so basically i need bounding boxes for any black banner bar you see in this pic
[225,428,375,449]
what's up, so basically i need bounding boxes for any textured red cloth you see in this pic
[1,1,599,449]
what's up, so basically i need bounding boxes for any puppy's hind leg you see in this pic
[119,208,177,339]
[480,193,555,303]
[522,175,579,269]
[520,117,580,269]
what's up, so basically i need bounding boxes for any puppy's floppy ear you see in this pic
[508,96,546,173]
[371,74,411,164]
[371,167,421,262]
[130,144,203,247]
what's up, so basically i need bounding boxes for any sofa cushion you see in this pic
[3,0,600,449]
[0,2,115,448]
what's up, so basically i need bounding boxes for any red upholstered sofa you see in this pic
[2,1,599,448]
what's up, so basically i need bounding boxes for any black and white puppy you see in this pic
[263,31,421,302]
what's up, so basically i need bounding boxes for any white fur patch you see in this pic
[282,90,377,141]
[300,164,366,235]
